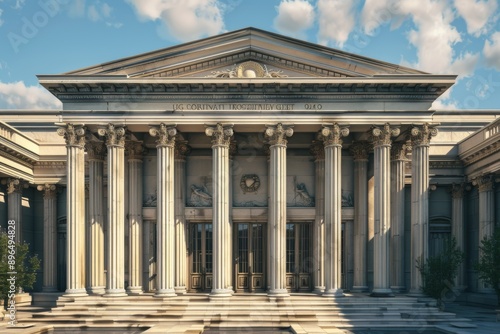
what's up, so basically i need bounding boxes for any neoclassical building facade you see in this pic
[1,28,499,302]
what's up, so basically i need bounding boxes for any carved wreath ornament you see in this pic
[240,174,261,193]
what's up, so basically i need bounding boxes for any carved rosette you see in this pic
[265,123,293,146]
[37,184,57,199]
[473,174,495,193]
[310,140,325,160]
[410,123,438,147]
[57,123,86,148]
[371,123,400,147]
[350,141,370,161]
[97,124,126,148]
[2,178,25,194]
[174,139,191,160]
[320,123,349,147]
[451,183,465,199]
[205,123,233,147]
[149,123,177,148]
[126,141,145,160]
[85,141,106,161]
[391,142,410,161]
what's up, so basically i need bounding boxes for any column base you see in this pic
[104,288,127,297]
[210,289,233,299]
[351,285,369,293]
[313,286,325,294]
[370,288,394,297]
[407,288,425,297]
[390,285,406,293]
[87,286,105,295]
[64,288,88,297]
[154,289,177,298]
[322,289,344,298]
[175,286,187,295]
[126,286,143,295]
[42,286,59,293]
[267,289,289,298]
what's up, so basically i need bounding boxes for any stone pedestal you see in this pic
[58,124,88,297]
[321,124,348,298]
[266,124,293,297]
[150,124,177,298]
[206,123,234,298]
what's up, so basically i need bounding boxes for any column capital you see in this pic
[85,140,106,161]
[320,123,349,147]
[126,141,146,160]
[149,123,177,148]
[57,123,86,148]
[410,123,438,147]
[391,142,410,161]
[1,178,27,194]
[371,123,400,147]
[37,183,57,199]
[205,123,233,147]
[451,183,466,199]
[265,123,293,146]
[473,174,495,192]
[174,138,191,160]
[350,141,370,161]
[97,123,126,147]
[310,140,325,160]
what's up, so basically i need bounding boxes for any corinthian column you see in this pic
[149,124,177,297]
[474,175,495,292]
[98,124,127,297]
[86,140,106,295]
[390,142,409,293]
[350,142,370,292]
[205,123,234,298]
[321,124,349,297]
[37,184,58,292]
[311,140,325,294]
[2,178,24,244]
[126,141,145,295]
[174,138,190,294]
[409,123,437,296]
[451,183,465,291]
[370,124,399,297]
[57,124,88,296]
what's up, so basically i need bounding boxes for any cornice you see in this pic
[0,143,37,167]
[462,141,500,166]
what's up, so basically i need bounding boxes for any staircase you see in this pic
[14,293,474,333]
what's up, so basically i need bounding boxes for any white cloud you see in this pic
[484,31,500,70]
[68,0,120,27]
[0,81,62,109]
[274,0,315,38]
[360,0,403,35]
[126,0,225,42]
[449,52,480,77]
[454,0,498,37]
[317,0,357,47]
[0,8,3,27]
[68,0,86,18]
[431,88,459,110]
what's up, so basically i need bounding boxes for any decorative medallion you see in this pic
[207,61,287,78]
[240,174,261,193]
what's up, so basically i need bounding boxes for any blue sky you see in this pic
[0,0,499,110]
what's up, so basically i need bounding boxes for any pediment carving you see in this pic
[206,61,287,78]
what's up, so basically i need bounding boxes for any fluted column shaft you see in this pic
[86,141,106,295]
[37,184,58,292]
[98,124,127,297]
[127,142,144,295]
[174,140,190,294]
[451,183,466,290]
[58,124,87,296]
[4,178,23,243]
[205,123,233,297]
[350,142,369,292]
[150,124,177,297]
[311,141,325,293]
[390,142,408,292]
[321,124,348,297]
[409,124,437,295]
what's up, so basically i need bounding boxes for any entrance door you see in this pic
[188,223,213,292]
[235,223,266,292]
[286,223,312,292]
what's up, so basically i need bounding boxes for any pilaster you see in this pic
[98,124,127,297]
[2,178,25,244]
[205,123,234,298]
[266,123,293,298]
[149,123,177,298]
[311,140,325,294]
[57,123,88,296]
[37,184,58,292]
[451,183,466,291]
[321,123,349,297]
[350,141,370,292]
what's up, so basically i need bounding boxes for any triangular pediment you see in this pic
[64,27,426,79]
